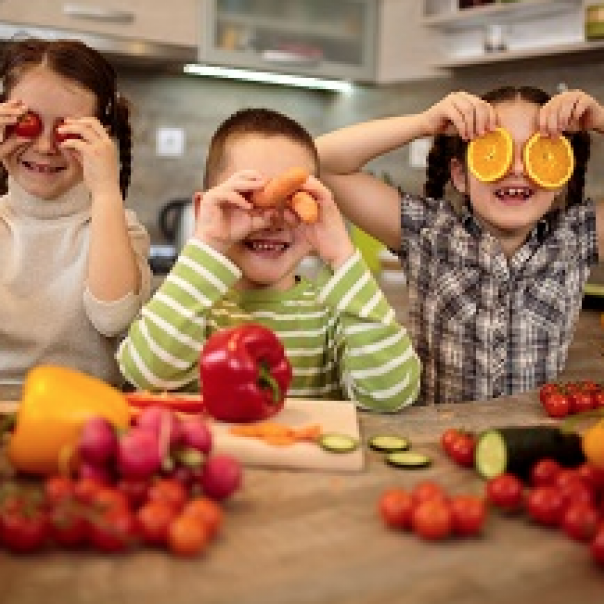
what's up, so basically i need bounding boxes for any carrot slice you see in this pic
[229,422,323,446]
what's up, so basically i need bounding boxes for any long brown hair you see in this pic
[424,86,591,208]
[0,37,133,197]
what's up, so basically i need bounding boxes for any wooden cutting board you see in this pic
[210,399,364,473]
[0,398,365,473]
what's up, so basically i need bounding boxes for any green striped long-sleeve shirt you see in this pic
[117,239,421,412]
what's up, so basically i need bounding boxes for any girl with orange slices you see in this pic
[317,86,604,406]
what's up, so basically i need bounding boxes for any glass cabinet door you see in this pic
[204,0,376,80]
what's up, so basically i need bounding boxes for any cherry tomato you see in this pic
[579,380,600,394]
[411,481,447,506]
[87,507,138,552]
[117,477,151,509]
[182,497,224,538]
[530,458,561,488]
[44,475,76,506]
[526,486,565,526]
[148,478,188,512]
[48,502,88,548]
[137,500,178,546]
[449,495,487,537]
[378,488,414,530]
[486,473,524,512]
[8,111,43,139]
[440,428,460,452]
[592,391,604,409]
[53,119,82,144]
[168,513,211,557]
[577,463,604,494]
[569,391,594,414]
[412,498,453,541]
[0,505,49,553]
[74,477,106,504]
[448,434,476,467]
[539,382,561,404]
[541,392,571,418]
[591,526,604,567]
[93,487,130,515]
[562,502,599,542]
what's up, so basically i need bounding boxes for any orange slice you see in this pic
[467,127,513,183]
[523,132,574,190]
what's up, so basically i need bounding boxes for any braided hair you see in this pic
[424,86,591,209]
[0,37,133,198]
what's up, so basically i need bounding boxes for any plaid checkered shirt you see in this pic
[398,194,598,405]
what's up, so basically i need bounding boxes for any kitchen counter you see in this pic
[0,309,603,604]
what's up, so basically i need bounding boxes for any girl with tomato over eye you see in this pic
[317,86,604,405]
[0,38,151,387]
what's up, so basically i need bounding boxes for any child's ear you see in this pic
[450,158,468,194]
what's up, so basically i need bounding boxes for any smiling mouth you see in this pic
[22,160,64,174]
[494,186,534,201]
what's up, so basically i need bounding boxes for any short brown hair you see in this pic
[203,107,318,188]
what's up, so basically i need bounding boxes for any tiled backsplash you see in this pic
[118,57,604,243]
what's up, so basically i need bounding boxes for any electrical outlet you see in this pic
[156,127,185,157]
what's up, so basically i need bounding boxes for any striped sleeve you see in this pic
[116,239,240,391]
[319,250,421,412]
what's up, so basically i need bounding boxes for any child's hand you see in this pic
[56,117,121,198]
[194,170,277,254]
[293,176,355,270]
[538,89,604,136]
[421,92,497,141]
[0,100,32,158]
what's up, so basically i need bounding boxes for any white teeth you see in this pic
[24,161,61,173]
[496,187,531,199]
[249,241,287,252]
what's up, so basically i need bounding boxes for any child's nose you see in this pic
[31,126,58,154]
[510,143,525,176]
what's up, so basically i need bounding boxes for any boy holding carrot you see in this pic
[118,108,421,412]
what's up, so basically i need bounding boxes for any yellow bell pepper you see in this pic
[582,418,604,470]
[7,365,130,476]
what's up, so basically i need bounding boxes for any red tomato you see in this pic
[93,487,131,515]
[8,111,43,139]
[412,498,453,541]
[117,477,151,509]
[378,488,414,530]
[541,392,571,418]
[74,477,106,504]
[539,382,561,404]
[148,478,188,512]
[577,463,604,494]
[592,391,604,409]
[137,500,178,546]
[87,508,138,552]
[530,458,562,488]
[411,481,447,506]
[449,495,487,537]
[440,428,460,452]
[569,391,594,414]
[0,506,49,553]
[526,486,565,526]
[48,503,88,548]
[53,119,81,144]
[168,513,211,557]
[562,502,599,542]
[591,526,604,567]
[448,434,476,467]
[579,380,600,394]
[182,497,224,538]
[44,475,76,506]
[486,473,524,512]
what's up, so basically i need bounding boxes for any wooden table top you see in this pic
[1,309,603,604]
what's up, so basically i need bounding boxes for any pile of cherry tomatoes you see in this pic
[0,473,224,556]
[485,458,604,568]
[378,480,487,541]
[539,380,604,418]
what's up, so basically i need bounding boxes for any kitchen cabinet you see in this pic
[0,0,200,50]
[422,0,602,69]
[200,0,442,83]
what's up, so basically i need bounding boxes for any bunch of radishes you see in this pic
[77,406,242,502]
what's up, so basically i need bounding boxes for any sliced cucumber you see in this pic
[369,434,410,453]
[385,451,432,469]
[319,433,359,454]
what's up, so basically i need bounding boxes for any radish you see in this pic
[117,428,162,479]
[136,406,184,448]
[79,416,118,466]
[199,454,242,501]
[180,418,212,455]
[77,460,113,484]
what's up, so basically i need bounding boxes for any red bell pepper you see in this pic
[200,324,292,423]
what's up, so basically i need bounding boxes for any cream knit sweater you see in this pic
[0,178,151,387]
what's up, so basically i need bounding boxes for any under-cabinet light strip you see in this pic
[183,63,353,93]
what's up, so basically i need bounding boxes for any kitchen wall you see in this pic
[118,55,604,243]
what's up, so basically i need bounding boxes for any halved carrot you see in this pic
[229,421,322,446]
